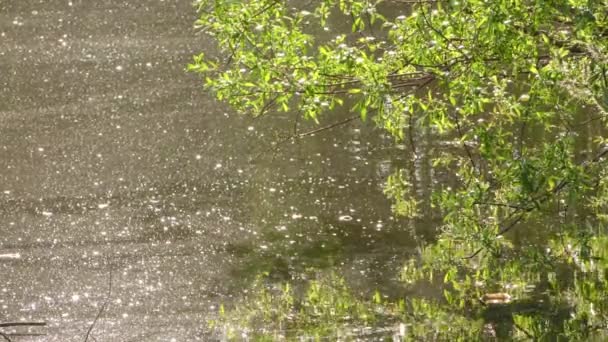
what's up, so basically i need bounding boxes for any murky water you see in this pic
[0,1,429,340]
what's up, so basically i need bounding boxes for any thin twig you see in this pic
[296,114,359,138]
[454,114,477,172]
[464,145,608,260]
[472,201,527,210]
[251,114,361,162]
[0,332,11,342]
[83,264,113,342]
[463,213,526,259]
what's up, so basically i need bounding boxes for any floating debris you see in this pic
[0,253,21,259]
[338,215,353,222]
[481,293,512,305]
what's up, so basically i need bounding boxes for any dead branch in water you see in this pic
[0,322,47,342]
[83,264,113,342]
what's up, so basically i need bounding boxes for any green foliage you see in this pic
[384,169,419,218]
[192,0,608,339]
[210,270,487,340]
[209,272,381,340]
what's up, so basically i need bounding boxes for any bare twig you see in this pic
[83,264,113,342]
[296,114,359,138]
[472,201,527,210]
[454,114,477,172]
[464,213,526,259]
[251,114,361,162]
[0,332,11,342]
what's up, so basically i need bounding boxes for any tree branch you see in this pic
[464,143,608,260]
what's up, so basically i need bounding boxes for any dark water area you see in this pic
[0,1,433,340]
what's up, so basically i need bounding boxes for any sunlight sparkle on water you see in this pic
[0,253,21,259]
[338,215,353,222]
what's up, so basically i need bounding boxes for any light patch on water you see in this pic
[115,65,124,71]
[0,253,21,259]
[41,211,53,217]
[71,294,80,302]
[214,163,222,169]
[97,203,109,209]
[338,215,353,222]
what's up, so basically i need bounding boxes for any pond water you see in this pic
[0,1,438,340]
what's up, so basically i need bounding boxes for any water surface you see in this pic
[0,1,424,340]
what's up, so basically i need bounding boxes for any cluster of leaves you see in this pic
[210,271,486,340]
[191,0,608,338]
[210,272,380,340]
[213,231,608,340]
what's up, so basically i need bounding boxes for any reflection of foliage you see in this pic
[214,233,608,340]
[191,0,608,339]
[401,230,608,340]
[384,170,419,218]
[210,272,380,340]
[211,271,486,340]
